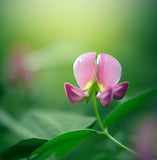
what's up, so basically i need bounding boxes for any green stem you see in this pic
[104,128,137,156]
[93,91,104,131]
[93,91,137,156]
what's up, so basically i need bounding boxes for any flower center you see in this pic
[85,81,93,90]
[99,83,105,92]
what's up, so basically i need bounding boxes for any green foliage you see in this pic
[0,89,157,159]
[28,130,96,160]
[21,110,96,139]
[0,109,96,139]
[103,89,157,127]
[0,110,96,159]
[0,138,47,160]
[0,108,37,138]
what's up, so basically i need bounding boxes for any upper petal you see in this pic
[113,82,129,100]
[97,89,113,107]
[97,54,122,91]
[64,83,89,104]
[73,52,97,90]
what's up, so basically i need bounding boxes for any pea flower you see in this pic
[64,52,129,107]
[64,53,97,104]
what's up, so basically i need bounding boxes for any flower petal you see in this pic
[113,82,129,100]
[97,89,113,107]
[97,54,122,91]
[64,83,89,104]
[73,52,97,90]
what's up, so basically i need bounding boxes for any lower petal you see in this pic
[113,82,129,100]
[64,83,89,104]
[97,89,113,107]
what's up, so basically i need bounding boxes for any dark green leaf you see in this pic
[0,138,47,160]
[28,129,97,159]
[103,89,157,127]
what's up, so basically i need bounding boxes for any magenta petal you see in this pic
[97,89,113,107]
[113,82,129,100]
[73,52,97,90]
[97,54,122,90]
[64,83,89,104]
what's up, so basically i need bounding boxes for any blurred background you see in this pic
[0,0,157,159]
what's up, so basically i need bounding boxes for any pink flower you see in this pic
[96,54,129,107]
[64,53,129,107]
[64,53,97,104]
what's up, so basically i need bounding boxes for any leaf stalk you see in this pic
[93,91,137,156]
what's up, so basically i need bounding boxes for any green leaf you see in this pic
[28,129,97,159]
[0,138,47,160]
[0,109,97,160]
[103,89,157,127]
[30,149,56,160]
[21,110,96,139]
[0,108,96,140]
[0,108,37,138]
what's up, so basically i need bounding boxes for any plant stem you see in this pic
[104,128,137,156]
[93,91,105,131]
[93,91,137,156]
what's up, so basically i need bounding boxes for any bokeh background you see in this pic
[0,0,157,159]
